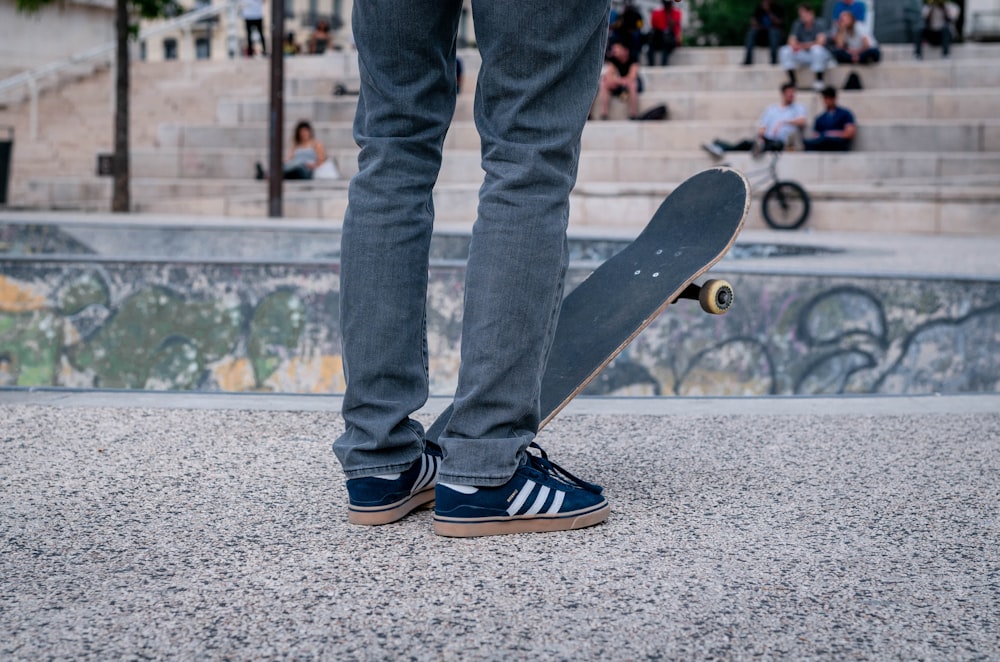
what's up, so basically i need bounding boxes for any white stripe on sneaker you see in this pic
[414,455,438,492]
[506,480,536,516]
[412,454,430,493]
[546,489,565,514]
[525,485,551,515]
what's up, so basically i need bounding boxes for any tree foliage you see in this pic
[16,0,180,21]
[688,0,824,46]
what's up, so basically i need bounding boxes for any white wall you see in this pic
[0,0,116,72]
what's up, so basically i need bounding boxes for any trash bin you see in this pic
[0,126,12,206]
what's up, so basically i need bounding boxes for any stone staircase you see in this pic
[3,43,999,233]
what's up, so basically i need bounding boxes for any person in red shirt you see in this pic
[646,0,682,66]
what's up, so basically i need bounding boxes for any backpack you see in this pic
[844,70,863,90]
[637,104,669,121]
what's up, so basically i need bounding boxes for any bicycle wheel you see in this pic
[762,180,810,230]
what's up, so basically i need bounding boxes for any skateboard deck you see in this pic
[426,166,749,442]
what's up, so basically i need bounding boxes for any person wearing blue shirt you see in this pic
[804,86,856,151]
[832,0,866,24]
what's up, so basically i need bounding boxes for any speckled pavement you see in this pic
[2,392,998,660]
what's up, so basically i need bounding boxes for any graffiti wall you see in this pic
[2,260,999,396]
[589,274,1000,396]
[1,222,998,396]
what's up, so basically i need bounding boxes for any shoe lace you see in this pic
[526,442,603,495]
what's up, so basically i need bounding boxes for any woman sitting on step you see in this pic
[255,121,327,181]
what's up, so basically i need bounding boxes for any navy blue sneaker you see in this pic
[346,444,440,525]
[433,442,609,537]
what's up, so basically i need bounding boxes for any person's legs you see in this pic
[282,163,314,180]
[779,45,809,84]
[808,44,830,77]
[662,42,674,66]
[335,0,464,478]
[804,136,851,151]
[859,47,881,64]
[244,20,254,56]
[648,30,662,66]
[744,28,758,65]
[248,19,266,56]
[436,0,611,486]
[257,20,267,55]
[941,25,952,56]
[623,79,640,117]
[714,138,755,151]
[596,78,615,118]
[768,28,782,64]
[832,48,852,63]
[778,44,795,78]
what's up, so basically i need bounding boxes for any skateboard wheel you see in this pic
[699,279,733,314]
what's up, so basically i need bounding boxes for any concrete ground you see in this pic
[2,391,998,660]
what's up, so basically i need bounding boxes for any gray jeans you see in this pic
[334,0,610,485]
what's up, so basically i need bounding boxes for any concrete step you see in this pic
[272,44,998,86]
[124,147,1000,187]
[221,86,1000,126]
[279,57,1000,102]
[157,118,1000,154]
[21,175,995,237]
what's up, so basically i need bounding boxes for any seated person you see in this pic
[915,0,960,59]
[283,32,301,55]
[308,20,332,54]
[743,0,784,66]
[829,11,881,64]
[596,41,642,120]
[255,120,326,180]
[703,83,807,156]
[646,0,683,67]
[804,86,856,151]
[779,4,832,91]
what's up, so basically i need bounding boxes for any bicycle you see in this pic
[729,148,811,230]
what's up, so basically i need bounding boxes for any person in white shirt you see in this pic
[829,11,881,64]
[915,0,960,58]
[702,82,807,157]
[241,0,266,57]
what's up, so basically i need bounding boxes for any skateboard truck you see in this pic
[675,279,734,314]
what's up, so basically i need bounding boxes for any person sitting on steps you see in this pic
[308,20,333,54]
[778,4,832,91]
[829,11,881,65]
[703,82,807,158]
[255,120,327,180]
[646,0,683,66]
[596,41,642,120]
[804,86,857,151]
[915,0,960,59]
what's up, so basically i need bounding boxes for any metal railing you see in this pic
[0,0,237,141]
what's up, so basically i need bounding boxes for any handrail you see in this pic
[0,1,233,98]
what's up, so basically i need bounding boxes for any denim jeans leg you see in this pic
[436,0,611,486]
[334,0,463,478]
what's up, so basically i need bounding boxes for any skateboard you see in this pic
[426,166,750,441]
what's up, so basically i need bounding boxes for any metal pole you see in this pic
[268,0,284,218]
[227,0,239,59]
[27,76,39,141]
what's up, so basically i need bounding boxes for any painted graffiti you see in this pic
[2,256,999,396]
[595,275,1000,396]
